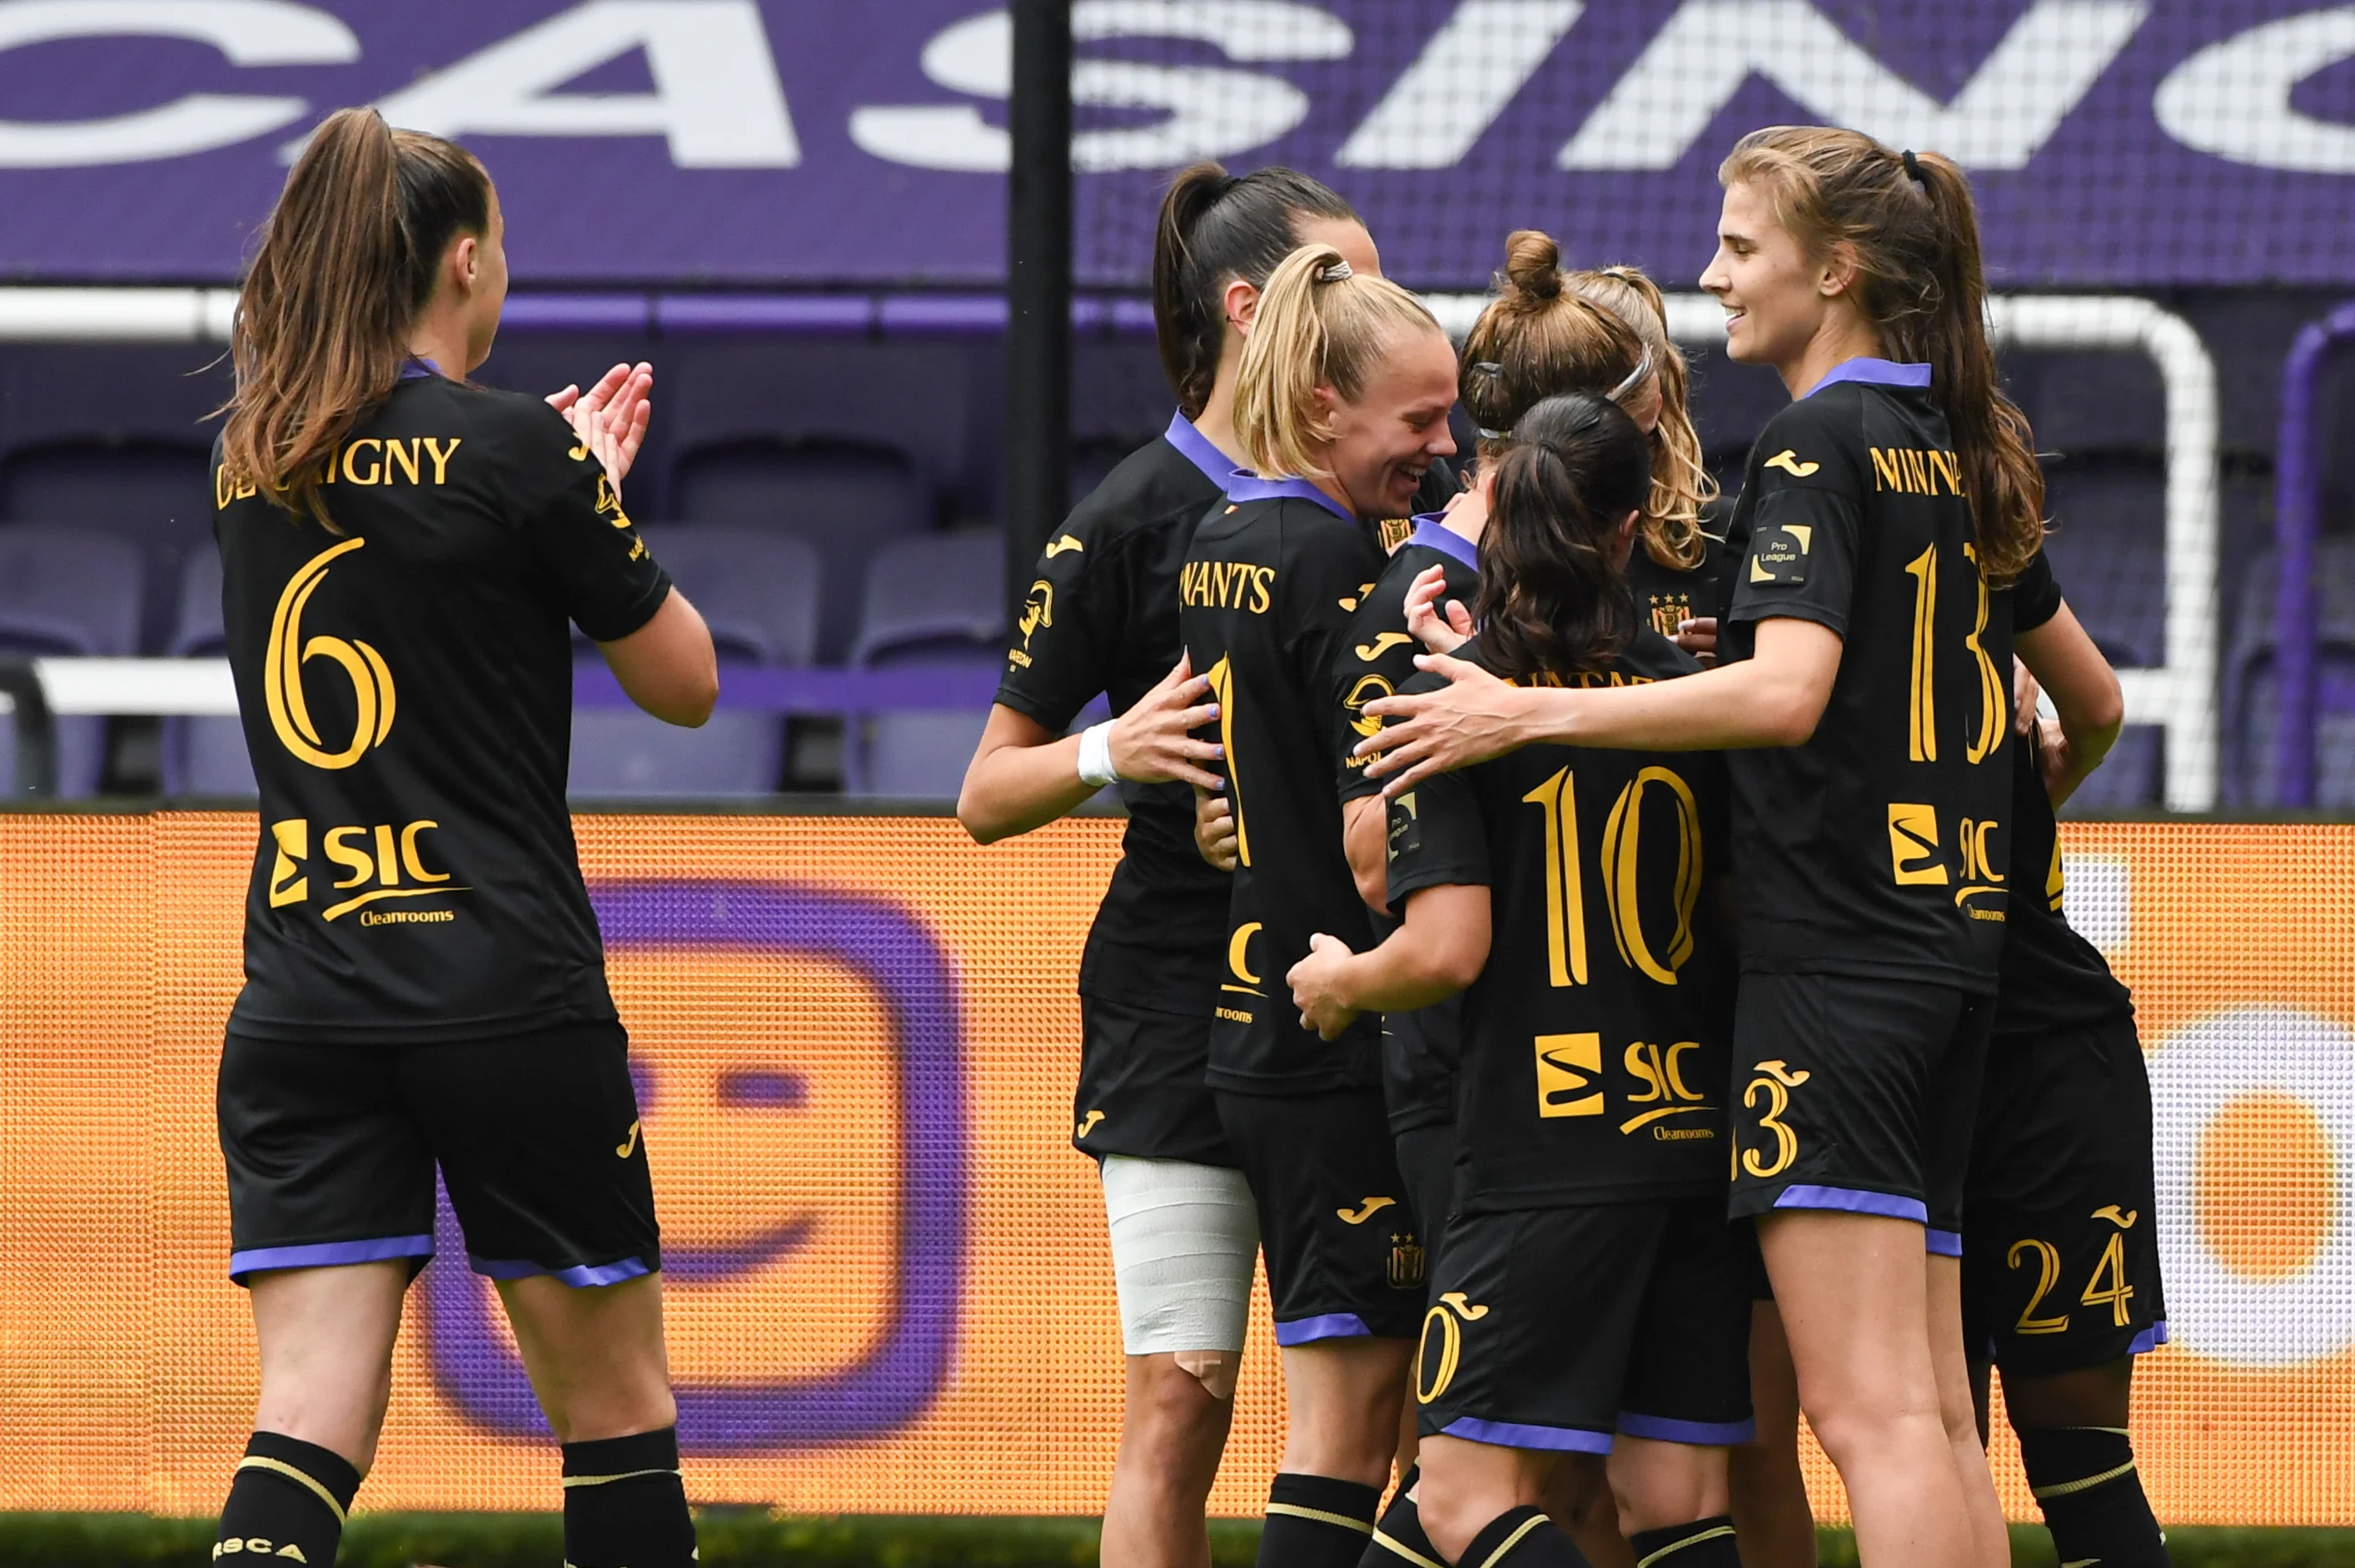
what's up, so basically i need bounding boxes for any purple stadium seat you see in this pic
[844,531,1005,799]
[668,443,929,662]
[566,528,820,799]
[2223,543,2355,809]
[159,548,255,799]
[663,341,979,662]
[0,525,141,796]
[0,438,215,655]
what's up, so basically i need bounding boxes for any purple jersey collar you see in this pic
[1806,356,1932,397]
[1223,468,1357,524]
[1163,409,1232,490]
[400,356,446,381]
[1406,513,1479,571]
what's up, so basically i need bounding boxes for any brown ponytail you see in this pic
[1460,234,1711,571]
[1233,242,1442,484]
[220,107,491,525]
[1476,391,1653,683]
[1720,127,2044,580]
[1151,161,1359,421]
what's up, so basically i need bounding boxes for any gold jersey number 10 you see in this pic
[1521,764,1705,988]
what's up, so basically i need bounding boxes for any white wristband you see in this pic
[1078,720,1120,787]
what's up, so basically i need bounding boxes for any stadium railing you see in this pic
[0,287,2221,809]
[2272,303,2355,809]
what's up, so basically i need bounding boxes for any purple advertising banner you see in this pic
[2,0,2353,289]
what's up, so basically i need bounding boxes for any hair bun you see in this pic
[1501,230,1564,301]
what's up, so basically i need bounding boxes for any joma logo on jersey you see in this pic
[266,539,396,770]
[266,816,466,923]
[1870,446,1964,495]
[1179,560,1274,613]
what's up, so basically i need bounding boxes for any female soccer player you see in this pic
[1292,391,1751,1568]
[1177,241,1456,1567]
[955,161,1381,1568]
[1356,129,2066,1568]
[1964,572,2166,1566]
[208,107,714,1566]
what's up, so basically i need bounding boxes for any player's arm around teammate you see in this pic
[1358,132,2053,1568]
[1296,393,1752,1568]
[1178,241,1457,1568]
[210,109,710,1567]
[958,165,1390,1568]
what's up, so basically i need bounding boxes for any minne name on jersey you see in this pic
[1179,560,1275,614]
[1869,446,1964,496]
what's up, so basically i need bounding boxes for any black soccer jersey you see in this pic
[1993,551,2134,1041]
[1337,515,1482,1134]
[1628,525,1725,645]
[1181,477,1387,1093]
[1720,360,2015,992]
[1336,516,1481,806]
[214,368,671,1043]
[1387,634,1735,1209]
[994,411,1232,1016]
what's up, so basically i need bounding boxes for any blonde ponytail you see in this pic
[1233,243,1442,480]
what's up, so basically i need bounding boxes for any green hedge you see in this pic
[7,1513,2352,1567]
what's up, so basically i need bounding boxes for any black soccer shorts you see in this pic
[1964,1013,2167,1376]
[1727,972,1994,1252]
[219,1019,660,1287]
[1073,993,1236,1166]
[1217,1088,1426,1342]
[1416,1197,1755,1452]
[1392,1120,1458,1267]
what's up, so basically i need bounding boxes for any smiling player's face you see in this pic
[1319,326,1459,520]
[1700,180,1826,373]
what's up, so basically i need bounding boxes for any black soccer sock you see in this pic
[2018,1426,2170,1567]
[1260,1472,1381,1568]
[560,1426,698,1568]
[1361,1465,1446,1568]
[216,1430,359,1565]
[1456,1505,1591,1567]
[1626,1515,1740,1566]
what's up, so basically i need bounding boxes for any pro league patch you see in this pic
[1746,523,1813,586]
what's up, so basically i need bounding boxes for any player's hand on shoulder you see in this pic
[1193,782,1238,872]
[1110,653,1224,789]
[1356,652,1531,794]
[1287,933,1360,1041]
[1403,563,1472,655]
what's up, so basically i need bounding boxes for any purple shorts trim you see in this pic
[1773,1184,1929,1225]
[1926,1227,1964,1257]
[1616,1411,1758,1446]
[229,1233,434,1282]
[468,1253,654,1288]
[2129,1320,2170,1356]
[1273,1312,1372,1346]
[1439,1416,1615,1454]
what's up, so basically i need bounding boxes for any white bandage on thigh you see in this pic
[1099,1155,1260,1370]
